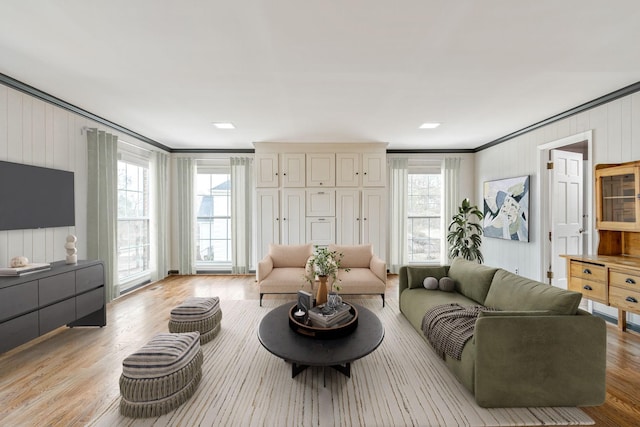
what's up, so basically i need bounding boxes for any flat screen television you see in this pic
[0,160,75,231]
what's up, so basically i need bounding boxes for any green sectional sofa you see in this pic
[399,258,606,408]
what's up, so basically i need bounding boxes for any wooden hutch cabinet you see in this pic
[563,160,640,331]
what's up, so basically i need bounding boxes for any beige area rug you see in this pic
[89,299,593,427]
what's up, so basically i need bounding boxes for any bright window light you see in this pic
[212,122,236,129]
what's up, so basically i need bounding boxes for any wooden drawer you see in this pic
[570,261,606,282]
[0,280,38,322]
[609,286,640,315]
[39,271,75,306]
[609,269,640,292]
[76,264,104,293]
[568,277,608,304]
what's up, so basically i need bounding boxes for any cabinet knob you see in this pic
[625,296,638,304]
[355,172,359,175]
[626,278,636,285]
[583,268,591,275]
[583,285,593,291]
[320,182,323,185]
[364,172,368,175]
[283,173,287,176]
[363,217,367,221]
[283,218,287,221]
[275,172,278,176]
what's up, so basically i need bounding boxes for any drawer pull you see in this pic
[582,268,592,275]
[625,296,638,304]
[625,278,636,285]
[583,285,593,291]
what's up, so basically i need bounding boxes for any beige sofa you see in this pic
[257,243,387,306]
[257,243,313,306]
[328,244,387,306]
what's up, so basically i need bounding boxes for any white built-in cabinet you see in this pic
[254,143,387,261]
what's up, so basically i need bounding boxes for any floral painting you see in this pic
[483,175,530,241]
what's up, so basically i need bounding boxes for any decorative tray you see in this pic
[288,302,358,339]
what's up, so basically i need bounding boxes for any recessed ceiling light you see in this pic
[419,122,441,129]
[212,122,235,129]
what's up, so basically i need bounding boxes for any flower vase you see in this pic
[316,275,328,306]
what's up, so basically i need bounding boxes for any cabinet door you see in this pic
[256,190,280,260]
[306,217,336,246]
[362,189,386,259]
[336,153,360,187]
[281,153,306,187]
[255,153,279,187]
[595,165,640,231]
[306,153,335,187]
[336,190,360,245]
[306,189,336,216]
[362,153,386,187]
[281,190,306,245]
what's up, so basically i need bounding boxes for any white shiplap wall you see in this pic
[475,90,640,325]
[0,84,161,269]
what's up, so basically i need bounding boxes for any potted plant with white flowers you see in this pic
[304,246,348,305]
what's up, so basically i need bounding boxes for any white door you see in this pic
[255,153,279,187]
[336,190,360,245]
[306,153,335,187]
[281,190,306,245]
[362,189,386,259]
[336,153,360,187]
[256,190,280,260]
[551,149,584,289]
[281,153,306,187]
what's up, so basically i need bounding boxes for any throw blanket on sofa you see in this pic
[421,304,495,360]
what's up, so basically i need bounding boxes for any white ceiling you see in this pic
[1,1,640,151]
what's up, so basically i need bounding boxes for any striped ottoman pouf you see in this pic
[169,297,222,344]
[119,332,203,418]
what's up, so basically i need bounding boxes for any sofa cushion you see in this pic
[423,277,438,290]
[259,267,308,292]
[485,269,582,315]
[335,268,386,293]
[269,244,312,268]
[448,258,498,304]
[439,276,455,292]
[329,244,372,268]
[406,266,449,289]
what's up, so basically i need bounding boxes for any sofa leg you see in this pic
[382,294,385,307]
[260,293,264,307]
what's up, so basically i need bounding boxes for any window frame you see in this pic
[407,162,443,264]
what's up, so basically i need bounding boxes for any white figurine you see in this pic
[65,234,78,264]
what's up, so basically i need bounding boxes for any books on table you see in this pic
[0,263,51,276]
[308,303,353,328]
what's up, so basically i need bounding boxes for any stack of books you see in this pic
[0,262,51,277]
[308,303,352,328]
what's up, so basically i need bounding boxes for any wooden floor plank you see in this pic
[0,274,638,426]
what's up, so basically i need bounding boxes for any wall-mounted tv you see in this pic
[0,160,75,231]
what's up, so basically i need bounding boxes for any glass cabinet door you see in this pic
[596,165,640,230]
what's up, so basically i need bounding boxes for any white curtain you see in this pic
[177,157,196,275]
[230,157,253,274]
[86,129,118,302]
[388,157,408,274]
[442,157,461,262]
[151,151,169,281]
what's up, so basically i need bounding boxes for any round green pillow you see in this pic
[439,276,455,292]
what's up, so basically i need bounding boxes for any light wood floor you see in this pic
[0,274,638,426]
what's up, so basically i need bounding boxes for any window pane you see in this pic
[195,171,231,266]
[407,173,442,264]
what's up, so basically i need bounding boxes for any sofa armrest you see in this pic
[370,256,386,283]
[474,312,606,407]
[257,256,274,282]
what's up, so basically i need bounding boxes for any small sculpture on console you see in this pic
[65,235,78,264]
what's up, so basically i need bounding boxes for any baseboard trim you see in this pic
[593,310,640,333]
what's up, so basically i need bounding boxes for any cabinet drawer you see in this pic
[39,298,76,334]
[568,277,608,304]
[0,280,38,322]
[570,261,606,282]
[609,286,640,315]
[39,271,75,306]
[609,269,640,292]
[76,264,104,293]
[76,287,104,319]
[0,311,39,353]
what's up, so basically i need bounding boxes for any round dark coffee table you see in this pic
[258,302,384,385]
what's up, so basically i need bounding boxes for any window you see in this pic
[117,160,150,286]
[407,173,442,263]
[196,171,231,268]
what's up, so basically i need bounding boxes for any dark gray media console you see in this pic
[0,260,106,353]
